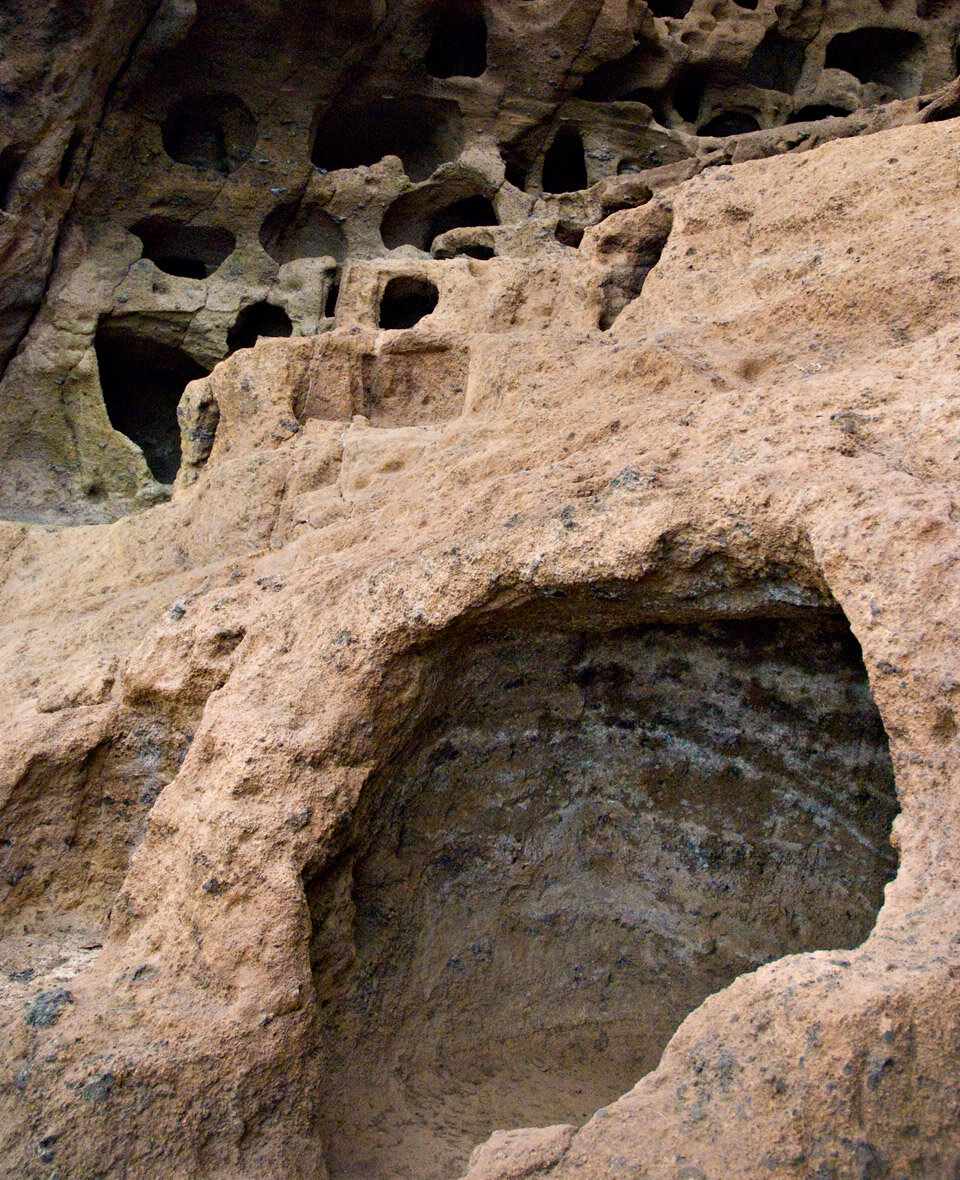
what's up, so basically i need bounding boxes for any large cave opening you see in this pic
[161,94,257,174]
[308,600,898,1180]
[312,95,464,182]
[823,26,925,97]
[95,325,209,483]
[425,0,488,78]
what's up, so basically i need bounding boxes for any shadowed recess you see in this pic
[95,325,209,483]
[306,604,899,1180]
[824,27,925,97]
[312,95,463,182]
[541,127,588,194]
[259,201,346,265]
[425,0,488,78]
[381,180,497,251]
[226,302,292,353]
[744,30,807,93]
[379,276,440,329]
[0,145,24,211]
[699,110,762,136]
[161,94,257,173]
[130,217,236,279]
[787,103,851,123]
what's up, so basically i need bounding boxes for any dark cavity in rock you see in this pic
[259,201,346,266]
[425,1,488,78]
[227,302,293,353]
[95,325,208,483]
[312,95,463,182]
[130,217,236,279]
[306,607,899,1180]
[541,126,588,194]
[161,94,257,174]
[378,276,440,329]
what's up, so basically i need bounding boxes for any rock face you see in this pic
[3,3,960,1179]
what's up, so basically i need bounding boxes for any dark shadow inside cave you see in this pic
[130,216,236,279]
[226,301,292,353]
[425,1,488,78]
[0,145,24,212]
[824,27,925,97]
[259,201,346,266]
[541,127,589,194]
[306,599,899,1180]
[161,94,257,174]
[312,95,463,182]
[744,30,807,93]
[699,110,762,136]
[95,325,209,483]
[378,276,440,329]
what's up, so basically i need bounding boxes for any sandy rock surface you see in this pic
[3,3,960,1178]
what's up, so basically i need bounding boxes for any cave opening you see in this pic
[259,201,346,266]
[425,1,488,78]
[787,103,851,123]
[312,95,463,182]
[541,127,588,194]
[307,597,899,1180]
[161,94,257,174]
[58,128,83,187]
[95,325,209,483]
[699,110,762,136]
[824,27,925,96]
[672,71,705,122]
[379,276,440,329]
[226,302,293,353]
[647,0,694,16]
[0,145,24,211]
[130,217,236,279]
[744,30,807,93]
[324,273,341,319]
[381,184,497,251]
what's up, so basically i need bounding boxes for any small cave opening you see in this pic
[699,110,762,136]
[0,145,24,212]
[732,0,758,7]
[824,27,925,96]
[226,302,293,353]
[381,184,498,252]
[502,150,529,191]
[541,127,589,194]
[307,600,898,1180]
[130,217,236,279]
[161,94,257,174]
[94,325,209,483]
[259,201,346,266]
[378,276,440,329]
[647,0,694,16]
[556,220,585,248]
[672,72,705,122]
[429,195,498,245]
[312,96,463,183]
[425,1,488,78]
[787,103,851,123]
[58,128,83,187]
[577,44,659,102]
[324,273,341,319]
[744,30,808,93]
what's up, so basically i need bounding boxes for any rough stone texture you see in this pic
[1,0,957,522]
[3,3,960,1179]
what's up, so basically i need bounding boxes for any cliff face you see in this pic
[2,3,960,1179]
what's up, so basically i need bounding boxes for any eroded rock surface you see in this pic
[2,3,960,1180]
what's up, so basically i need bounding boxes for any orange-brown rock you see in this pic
[4,4,960,1179]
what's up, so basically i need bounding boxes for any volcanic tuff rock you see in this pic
[2,1,960,1178]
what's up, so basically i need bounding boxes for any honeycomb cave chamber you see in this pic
[307,606,898,1180]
